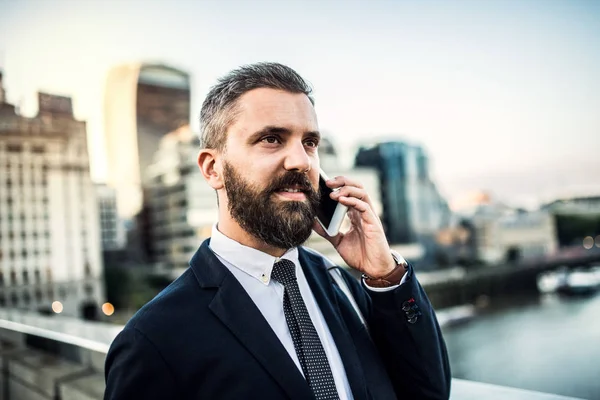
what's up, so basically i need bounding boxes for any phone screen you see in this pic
[316,175,339,227]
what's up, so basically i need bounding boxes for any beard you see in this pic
[222,161,320,249]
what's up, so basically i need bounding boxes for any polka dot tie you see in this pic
[271,259,340,400]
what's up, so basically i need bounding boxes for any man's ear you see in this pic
[197,149,224,190]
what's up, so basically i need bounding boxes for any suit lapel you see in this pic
[298,249,370,400]
[191,241,313,400]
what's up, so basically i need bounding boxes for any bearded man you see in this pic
[104,62,451,400]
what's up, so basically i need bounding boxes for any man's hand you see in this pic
[312,176,398,279]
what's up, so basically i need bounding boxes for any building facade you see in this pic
[355,141,450,244]
[143,126,217,274]
[95,184,126,251]
[0,73,104,317]
[463,203,558,264]
[104,63,191,219]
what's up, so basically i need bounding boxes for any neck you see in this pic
[217,214,288,258]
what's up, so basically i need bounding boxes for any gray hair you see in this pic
[200,62,314,150]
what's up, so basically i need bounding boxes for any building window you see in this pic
[23,292,31,306]
[7,144,22,152]
[10,271,16,285]
[84,262,92,277]
[34,270,41,283]
[22,270,29,284]
[31,145,45,154]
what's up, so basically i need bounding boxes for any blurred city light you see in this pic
[51,301,63,314]
[596,235,600,248]
[102,302,115,316]
[583,236,594,249]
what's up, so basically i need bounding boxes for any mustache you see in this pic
[266,172,317,195]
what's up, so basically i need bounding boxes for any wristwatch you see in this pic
[362,250,408,288]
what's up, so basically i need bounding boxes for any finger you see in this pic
[326,176,364,190]
[337,195,380,227]
[330,185,371,206]
[333,188,383,230]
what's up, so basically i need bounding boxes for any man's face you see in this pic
[220,88,321,249]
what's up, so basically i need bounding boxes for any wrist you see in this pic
[362,251,407,288]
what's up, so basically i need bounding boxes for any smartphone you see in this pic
[316,169,348,237]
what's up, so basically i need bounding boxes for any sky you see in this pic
[1,0,599,208]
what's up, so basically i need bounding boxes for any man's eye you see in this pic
[261,136,280,144]
[304,139,319,148]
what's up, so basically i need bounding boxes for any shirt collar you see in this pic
[209,223,299,285]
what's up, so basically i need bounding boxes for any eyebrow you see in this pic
[246,126,321,143]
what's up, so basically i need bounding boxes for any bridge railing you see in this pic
[0,308,584,400]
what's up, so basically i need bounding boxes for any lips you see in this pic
[276,185,310,194]
[275,185,311,193]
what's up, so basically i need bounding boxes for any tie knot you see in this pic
[271,259,297,285]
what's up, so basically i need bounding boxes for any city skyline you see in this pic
[1,0,599,207]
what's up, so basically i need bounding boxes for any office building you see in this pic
[143,126,217,273]
[463,203,558,264]
[355,141,450,244]
[104,63,191,219]
[95,184,126,251]
[0,72,104,317]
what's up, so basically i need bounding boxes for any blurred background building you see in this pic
[0,71,105,318]
[542,195,600,250]
[444,191,559,265]
[95,183,126,251]
[355,141,451,250]
[104,63,191,220]
[142,125,218,276]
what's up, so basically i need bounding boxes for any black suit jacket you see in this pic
[105,240,451,399]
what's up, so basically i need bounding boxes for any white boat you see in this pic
[538,265,600,295]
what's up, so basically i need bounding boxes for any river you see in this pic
[442,292,600,399]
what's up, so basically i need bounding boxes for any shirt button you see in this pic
[261,274,268,283]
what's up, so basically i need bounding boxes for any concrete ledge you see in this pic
[7,378,48,400]
[59,373,104,400]
[451,378,584,400]
[8,350,87,398]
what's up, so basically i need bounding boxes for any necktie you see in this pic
[271,259,339,400]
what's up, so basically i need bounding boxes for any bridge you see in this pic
[0,309,584,399]
[418,247,600,309]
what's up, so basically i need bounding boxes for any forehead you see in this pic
[227,88,318,140]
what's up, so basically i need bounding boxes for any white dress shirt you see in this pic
[209,225,354,399]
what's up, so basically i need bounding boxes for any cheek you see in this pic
[309,170,320,191]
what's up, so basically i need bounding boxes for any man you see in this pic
[105,62,451,400]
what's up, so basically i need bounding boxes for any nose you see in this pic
[283,140,311,173]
